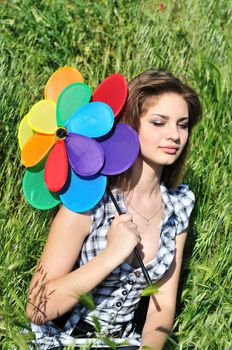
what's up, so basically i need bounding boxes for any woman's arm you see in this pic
[140,231,188,350]
[26,206,140,325]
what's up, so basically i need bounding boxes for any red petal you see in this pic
[92,74,128,117]
[44,140,68,192]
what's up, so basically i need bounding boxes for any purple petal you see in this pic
[65,133,105,176]
[97,123,140,175]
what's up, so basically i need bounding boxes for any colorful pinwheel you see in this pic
[18,67,140,212]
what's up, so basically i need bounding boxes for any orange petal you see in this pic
[21,133,56,167]
[44,67,84,102]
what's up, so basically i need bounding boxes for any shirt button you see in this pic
[134,271,141,277]
[128,280,134,285]
[116,302,122,307]
[110,312,116,318]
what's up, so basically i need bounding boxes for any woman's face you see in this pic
[138,93,189,166]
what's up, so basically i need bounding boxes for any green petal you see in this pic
[56,82,92,126]
[22,160,60,210]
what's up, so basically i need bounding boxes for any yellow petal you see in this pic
[28,99,57,134]
[18,114,34,150]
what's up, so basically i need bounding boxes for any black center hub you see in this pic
[56,127,68,140]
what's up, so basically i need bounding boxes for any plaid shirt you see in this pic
[31,184,195,349]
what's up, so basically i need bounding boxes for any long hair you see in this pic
[109,69,202,190]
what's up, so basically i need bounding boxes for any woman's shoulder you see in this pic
[166,184,195,204]
[161,183,195,234]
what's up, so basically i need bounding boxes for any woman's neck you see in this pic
[124,156,163,202]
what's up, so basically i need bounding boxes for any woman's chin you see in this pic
[147,153,180,165]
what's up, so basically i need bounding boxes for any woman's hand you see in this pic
[106,213,141,263]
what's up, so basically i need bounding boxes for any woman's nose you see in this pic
[165,125,180,142]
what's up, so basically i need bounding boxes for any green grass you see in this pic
[0,0,231,349]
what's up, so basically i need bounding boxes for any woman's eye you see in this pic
[178,123,188,129]
[151,121,165,126]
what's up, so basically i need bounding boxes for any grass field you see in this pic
[0,0,231,349]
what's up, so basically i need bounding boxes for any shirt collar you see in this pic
[107,185,176,222]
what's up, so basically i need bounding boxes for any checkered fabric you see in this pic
[30,184,195,349]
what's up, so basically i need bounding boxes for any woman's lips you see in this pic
[160,147,179,154]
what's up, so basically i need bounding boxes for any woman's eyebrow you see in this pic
[151,113,169,119]
[151,113,189,121]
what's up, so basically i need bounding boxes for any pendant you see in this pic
[145,221,150,228]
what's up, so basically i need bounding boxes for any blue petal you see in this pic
[60,168,107,212]
[65,102,114,138]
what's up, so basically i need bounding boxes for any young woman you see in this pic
[26,69,202,350]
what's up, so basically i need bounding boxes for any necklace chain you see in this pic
[125,199,162,228]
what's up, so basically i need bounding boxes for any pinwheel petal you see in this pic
[65,133,104,177]
[28,100,57,134]
[60,169,107,212]
[44,67,84,102]
[98,123,140,175]
[92,74,128,117]
[23,161,60,210]
[65,102,114,138]
[44,140,68,192]
[21,133,56,167]
[56,82,92,126]
[18,114,34,150]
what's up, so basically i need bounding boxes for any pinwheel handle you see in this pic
[107,186,152,286]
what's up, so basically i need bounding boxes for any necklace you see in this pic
[125,199,162,228]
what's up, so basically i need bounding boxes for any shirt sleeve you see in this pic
[174,184,195,235]
[89,192,107,232]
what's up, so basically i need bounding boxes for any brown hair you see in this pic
[110,69,202,189]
